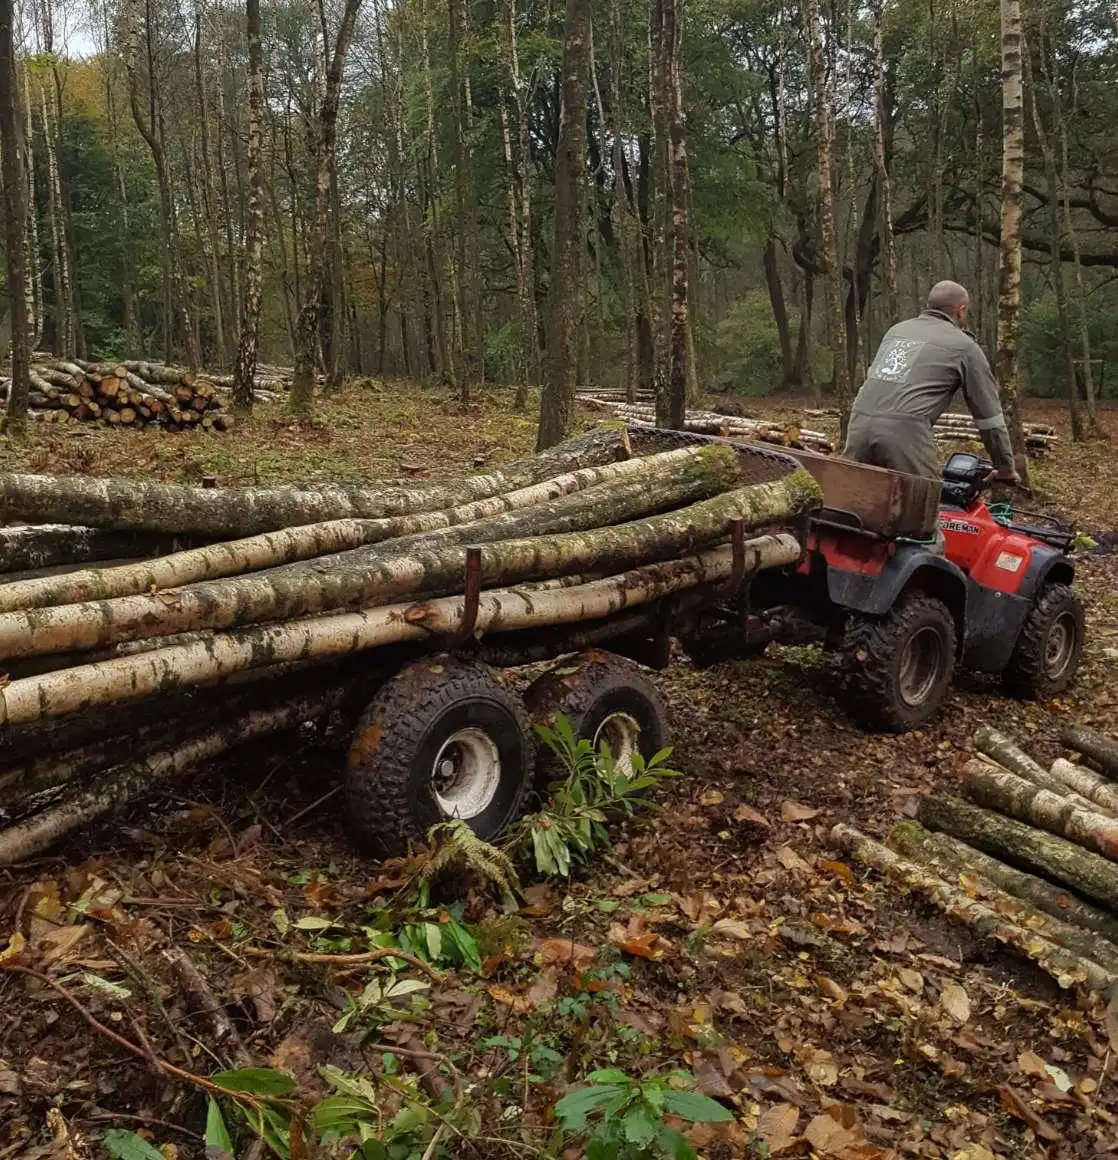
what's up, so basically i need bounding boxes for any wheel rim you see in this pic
[431,727,502,819]
[1044,612,1078,680]
[898,626,945,707]
[593,712,642,776]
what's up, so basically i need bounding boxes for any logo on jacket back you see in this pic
[870,339,926,383]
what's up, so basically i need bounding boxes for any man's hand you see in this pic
[986,465,1022,487]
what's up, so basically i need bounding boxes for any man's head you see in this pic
[926,281,970,326]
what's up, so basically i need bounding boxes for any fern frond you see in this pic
[421,820,521,901]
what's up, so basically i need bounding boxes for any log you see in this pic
[162,946,254,1068]
[964,760,1118,858]
[919,794,1118,912]
[0,526,197,575]
[0,533,802,723]
[0,445,731,612]
[0,687,345,864]
[0,427,636,535]
[889,821,1118,968]
[832,823,1117,994]
[973,725,1102,812]
[0,469,819,660]
[1062,725,1118,780]
[1049,758,1118,815]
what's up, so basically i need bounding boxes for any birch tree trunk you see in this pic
[0,0,29,435]
[289,0,363,415]
[995,0,1029,481]
[805,0,851,436]
[537,0,590,449]
[872,0,899,321]
[232,0,265,413]
[39,77,75,357]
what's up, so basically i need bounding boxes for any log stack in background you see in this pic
[0,426,818,864]
[834,723,1118,996]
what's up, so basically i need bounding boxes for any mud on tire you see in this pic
[841,594,957,733]
[524,650,669,786]
[1003,583,1084,700]
[345,657,534,857]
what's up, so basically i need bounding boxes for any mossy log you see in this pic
[0,470,819,661]
[919,793,1118,912]
[0,446,719,613]
[889,821,1118,969]
[1062,725,1118,781]
[963,760,1118,858]
[0,525,196,575]
[832,823,1116,994]
[0,533,802,723]
[972,725,1098,807]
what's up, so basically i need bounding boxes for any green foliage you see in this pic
[100,1130,165,1160]
[509,714,679,878]
[705,291,794,396]
[419,819,521,905]
[554,1069,734,1160]
[331,973,431,1034]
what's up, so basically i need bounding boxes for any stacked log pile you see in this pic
[0,426,819,863]
[834,724,1118,996]
[581,396,834,453]
[1,359,237,431]
[803,408,1058,455]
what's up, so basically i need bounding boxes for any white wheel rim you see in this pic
[593,712,642,777]
[431,728,502,819]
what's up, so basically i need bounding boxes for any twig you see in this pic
[420,1123,448,1160]
[285,785,341,826]
[367,1041,462,1102]
[244,944,443,982]
[2,964,277,1109]
[87,1112,202,1142]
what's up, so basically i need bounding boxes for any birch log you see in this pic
[1049,758,1118,816]
[832,823,1116,994]
[0,445,722,612]
[963,760,1118,858]
[1062,725,1118,780]
[0,472,819,661]
[0,534,802,724]
[919,794,1118,911]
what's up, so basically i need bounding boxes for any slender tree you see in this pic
[995,0,1029,480]
[660,0,688,428]
[0,0,29,434]
[536,0,590,449]
[232,0,265,413]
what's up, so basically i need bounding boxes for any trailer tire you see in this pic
[841,594,956,732]
[1003,583,1084,700]
[345,657,533,857]
[525,650,669,787]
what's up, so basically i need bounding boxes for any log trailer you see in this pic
[0,431,1084,861]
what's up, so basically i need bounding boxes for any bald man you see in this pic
[844,281,1020,483]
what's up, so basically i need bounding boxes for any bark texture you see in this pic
[833,823,1116,994]
[1062,725,1118,780]
[1049,758,1118,816]
[919,793,1118,912]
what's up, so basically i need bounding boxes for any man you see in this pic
[844,281,1021,483]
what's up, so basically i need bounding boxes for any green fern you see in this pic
[419,819,521,904]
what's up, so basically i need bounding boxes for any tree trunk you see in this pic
[919,793,1118,912]
[232,0,265,413]
[763,239,794,388]
[0,447,718,611]
[660,0,688,429]
[833,823,1116,994]
[872,0,899,321]
[0,427,631,535]
[537,0,590,449]
[806,0,850,436]
[39,78,75,358]
[891,820,1118,949]
[1049,759,1118,817]
[0,533,803,726]
[0,466,819,661]
[975,725,1101,810]
[0,0,30,436]
[289,0,363,415]
[1062,725,1118,780]
[20,66,41,351]
[0,526,194,575]
[995,0,1029,482]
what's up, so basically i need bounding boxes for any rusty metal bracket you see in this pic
[449,547,482,649]
[716,518,749,601]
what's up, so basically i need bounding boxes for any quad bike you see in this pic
[681,449,1084,732]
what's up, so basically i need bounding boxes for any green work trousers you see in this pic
[843,414,939,480]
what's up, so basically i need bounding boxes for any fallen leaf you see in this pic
[611,878,652,898]
[37,925,90,970]
[693,1051,736,1098]
[700,789,724,806]
[776,845,811,874]
[683,1121,753,1150]
[951,1149,997,1160]
[1017,1050,1048,1079]
[897,967,924,994]
[733,803,771,826]
[815,975,849,1004]
[802,1048,838,1087]
[710,918,752,941]
[940,983,971,1023]
[821,859,854,885]
[756,1102,800,1152]
[486,984,533,1013]
[609,915,670,960]
[1043,1064,1072,1093]
[1079,1076,1098,1096]
[781,800,821,822]
[519,883,558,918]
[532,938,597,970]
[678,891,719,924]
[997,1084,1063,1143]
[0,933,26,964]
[525,966,558,1008]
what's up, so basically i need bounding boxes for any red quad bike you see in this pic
[683,450,1084,732]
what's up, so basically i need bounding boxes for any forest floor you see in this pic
[1,384,1117,1160]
